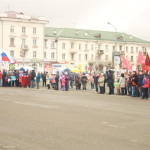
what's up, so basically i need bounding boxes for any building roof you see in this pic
[0,11,48,23]
[45,27,149,44]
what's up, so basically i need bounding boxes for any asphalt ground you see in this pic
[0,86,150,150]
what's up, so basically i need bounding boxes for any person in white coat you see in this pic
[119,73,126,95]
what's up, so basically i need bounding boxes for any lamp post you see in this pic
[107,22,120,70]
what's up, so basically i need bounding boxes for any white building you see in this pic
[0,11,48,71]
[0,11,149,72]
[44,27,150,71]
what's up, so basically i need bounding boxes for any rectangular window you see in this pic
[91,54,93,60]
[33,39,37,47]
[10,50,14,57]
[22,39,26,47]
[51,52,55,59]
[136,47,138,53]
[33,27,36,34]
[131,47,134,53]
[44,40,47,48]
[10,26,14,33]
[120,45,122,51]
[44,52,46,58]
[85,54,88,60]
[62,43,65,49]
[33,51,36,58]
[91,45,93,50]
[79,44,81,50]
[105,45,108,51]
[113,46,115,51]
[131,56,134,62]
[71,43,74,49]
[10,38,15,46]
[85,44,88,50]
[79,54,81,61]
[62,53,65,60]
[98,45,101,50]
[22,27,26,33]
[126,46,128,52]
[51,41,55,48]
[105,55,108,60]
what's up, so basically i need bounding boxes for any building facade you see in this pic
[0,11,149,72]
[0,11,48,71]
[44,27,150,71]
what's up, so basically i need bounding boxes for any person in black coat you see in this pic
[93,73,99,93]
[131,71,138,97]
[105,70,114,95]
[137,70,144,98]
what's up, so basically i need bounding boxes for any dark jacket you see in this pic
[138,74,144,87]
[131,74,138,86]
[31,71,36,80]
[106,73,114,86]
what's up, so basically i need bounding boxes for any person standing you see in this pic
[42,72,46,87]
[36,71,41,89]
[2,70,7,87]
[105,70,115,95]
[142,73,149,100]
[30,70,36,88]
[55,71,59,90]
[0,70,2,87]
[98,73,105,94]
[69,72,74,88]
[81,73,88,90]
[137,70,144,99]
[93,73,99,93]
[119,73,126,95]
[131,71,138,97]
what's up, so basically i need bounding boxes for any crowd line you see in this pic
[0,69,149,100]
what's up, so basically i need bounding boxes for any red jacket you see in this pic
[142,77,150,88]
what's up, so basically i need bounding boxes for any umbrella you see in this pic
[64,68,71,73]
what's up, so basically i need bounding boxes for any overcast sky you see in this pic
[1,0,150,41]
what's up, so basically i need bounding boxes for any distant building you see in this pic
[0,11,48,71]
[0,11,149,72]
[44,27,150,71]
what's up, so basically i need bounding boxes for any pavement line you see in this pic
[13,101,59,109]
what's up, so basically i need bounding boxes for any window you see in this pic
[85,54,88,60]
[85,44,88,50]
[62,43,65,49]
[33,51,36,58]
[113,46,115,51]
[120,45,122,51]
[62,53,65,60]
[105,55,108,61]
[79,54,81,61]
[91,54,93,60]
[98,45,101,50]
[10,38,15,46]
[51,41,55,48]
[131,47,134,53]
[105,45,108,52]
[51,52,55,59]
[71,43,74,49]
[131,56,134,62]
[44,40,47,48]
[10,50,14,57]
[44,52,46,58]
[91,45,93,50]
[22,27,26,33]
[79,44,81,50]
[33,27,36,34]
[10,26,14,33]
[126,46,128,52]
[33,39,37,47]
[22,39,26,47]
[136,47,138,53]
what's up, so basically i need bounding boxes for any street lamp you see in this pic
[107,22,119,69]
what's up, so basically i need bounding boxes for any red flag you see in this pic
[142,64,150,72]
[145,53,150,67]
[122,56,132,71]
[137,51,145,64]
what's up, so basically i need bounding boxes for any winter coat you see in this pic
[98,76,105,87]
[36,73,41,82]
[119,77,126,88]
[138,74,144,87]
[142,77,150,88]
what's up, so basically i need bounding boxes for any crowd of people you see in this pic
[0,69,149,100]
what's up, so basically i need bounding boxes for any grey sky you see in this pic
[1,0,150,41]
